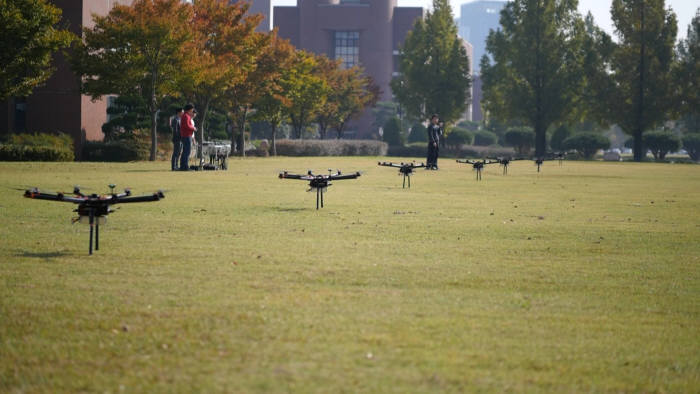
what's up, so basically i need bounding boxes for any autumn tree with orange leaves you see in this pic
[183,0,263,163]
[251,34,296,155]
[71,0,193,161]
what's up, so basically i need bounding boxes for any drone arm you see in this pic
[331,173,361,180]
[24,191,84,203]
[279,173,305,180]
[114,193,164,203]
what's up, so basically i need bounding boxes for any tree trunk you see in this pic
[149,108,158,161]
[270,123,277,156]
[238,107,248,157]
[197,100,210,170]
[634,1,646,162]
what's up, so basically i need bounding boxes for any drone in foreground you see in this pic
[377,161,426,188]
[533,152,565,172]
[24,185,165,255]
[488,157,525,175]
[456,159,499,180]
[279,169,361,209]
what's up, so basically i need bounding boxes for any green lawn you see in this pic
[1,158,698,392]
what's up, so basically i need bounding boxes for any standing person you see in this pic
[179,104,196,171]
[170,107,183,171]
[426,114,441,170]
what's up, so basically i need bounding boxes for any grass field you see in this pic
[1,157,699,393]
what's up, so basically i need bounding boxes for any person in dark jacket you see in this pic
[170,107,183,171]
[426,114,441,170]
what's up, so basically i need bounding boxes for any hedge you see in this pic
[274,139,388,156]
[388,143,514,159]
[81,140,149,162]
[0,144,74,161]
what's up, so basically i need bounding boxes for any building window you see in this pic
[333,31,359,69]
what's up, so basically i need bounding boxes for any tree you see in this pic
[408,121,428,143]
[390,0,471,124]
[608,0,677,161]
[550,124,573,151]
[284,50,328,139]
[71,0,193,161]
[504,127,535,155]
[219,29,270,157]
[481,0,587,157]
[643,130,680,160]
[682,133,700,161]
[382,116,405,147]
[314,56,344,139]
[0,0,75,100]
[101,95,150,141]
[252,34,296,156]
[183,0,262,163]
[673,9,699,134]
[562,132,610,159]
[445,127,473,147]
[473,130,498,146]
[330,68,379,139]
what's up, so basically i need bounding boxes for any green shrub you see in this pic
[643,130,681,160]
[550,125,572,151]
[504,127,535,155]
[562,132,610,159]
[274,140,388,156]
[407,122,428,143]
[445,127,473,147]
[382,117,405,147]
[0,132,75,161]
[0,144,74,161]
[473,130,498,146]
[81,140,149,162]
[682,133,700,161]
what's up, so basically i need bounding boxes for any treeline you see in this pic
[479,0,699,161]
[68,0,381,160]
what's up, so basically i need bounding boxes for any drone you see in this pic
[377,161,426,188]
[533,152,565,172]
[24,185,165,254]
[488,157,525,175]
[278,169,361,209]
[456,159,499,180]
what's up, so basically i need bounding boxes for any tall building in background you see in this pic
[458,0,505,121]
[274,0,423,138]
[248,0,271,31]
[458,0,505,74]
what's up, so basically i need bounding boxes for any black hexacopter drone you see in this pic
[456,159,499,180]
[534,152,565,172]
[377,161,426,188]
[24,185,165,254]
[488,157,525,175]
[279,169,361,209]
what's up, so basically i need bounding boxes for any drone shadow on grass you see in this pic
[272,207,309,212]
[14,250,73,261]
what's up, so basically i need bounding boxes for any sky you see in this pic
[271,0,697,41]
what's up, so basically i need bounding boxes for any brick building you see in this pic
[273,0,423,138]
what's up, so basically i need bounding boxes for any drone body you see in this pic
[456,159,498,180]
[534,152,565,172]
[377,161,426,188]
[488,157,524,175]
[24,185,164,254]
[279,169,361,209]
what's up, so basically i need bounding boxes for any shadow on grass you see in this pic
[15,250,73,260]
[272,207,309,212]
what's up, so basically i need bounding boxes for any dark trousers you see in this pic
[171,137,182,170]
[180,136,191,171]
[427,142,439,168]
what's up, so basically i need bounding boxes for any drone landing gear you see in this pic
[315,187,325,209]
[88,209,99,255]
[403,173,411,189]
[476,169,482,181]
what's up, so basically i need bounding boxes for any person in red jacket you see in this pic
[179,103,197,171]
